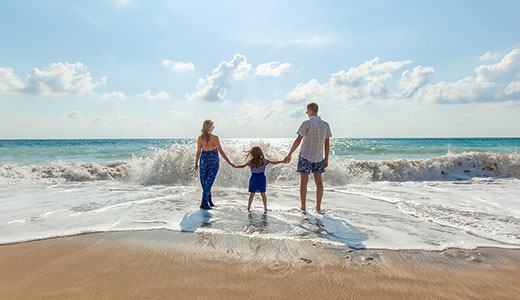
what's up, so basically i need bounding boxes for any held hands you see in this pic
[231,162,248,168]
[228,158,292,169]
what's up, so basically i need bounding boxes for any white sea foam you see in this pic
[1,144,519,186]
[1,141,520,251]
[1,179,518,249]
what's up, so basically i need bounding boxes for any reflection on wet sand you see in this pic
[180,209,213,232]
[299,211,368,249]
[245,212,269,234]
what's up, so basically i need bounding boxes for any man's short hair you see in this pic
[307,102,319,113]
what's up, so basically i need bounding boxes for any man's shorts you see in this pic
[297,156,325,175]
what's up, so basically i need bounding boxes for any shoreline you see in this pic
[2,228,520,253]
[1,230,520,300]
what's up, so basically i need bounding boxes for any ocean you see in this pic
[1,138,519,250]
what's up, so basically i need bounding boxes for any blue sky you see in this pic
[1,0,520,138]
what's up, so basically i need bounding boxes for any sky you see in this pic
[1,0,520,139]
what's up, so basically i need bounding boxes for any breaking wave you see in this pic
[1,145,519,186]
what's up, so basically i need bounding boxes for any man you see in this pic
[284,102,332,212]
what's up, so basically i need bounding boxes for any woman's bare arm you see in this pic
[215,136,235,167]
[234,163,248,168]
[195,137,202,172]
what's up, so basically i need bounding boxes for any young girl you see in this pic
[233,146,285,211]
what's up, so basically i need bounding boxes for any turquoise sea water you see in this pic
[1,138,518,165]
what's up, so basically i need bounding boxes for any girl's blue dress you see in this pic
[249,160,269,193]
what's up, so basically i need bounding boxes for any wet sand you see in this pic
[1,230,519,300]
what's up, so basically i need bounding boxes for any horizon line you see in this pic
[1,137,519,140]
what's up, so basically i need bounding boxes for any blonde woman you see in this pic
[195,120,235,209]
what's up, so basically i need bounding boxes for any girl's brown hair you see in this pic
[244,146,266,168]
[200,119,214,142]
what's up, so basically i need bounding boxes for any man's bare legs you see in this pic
[314,173,324,212]
[300,174,309,210]
[300,173,324,212]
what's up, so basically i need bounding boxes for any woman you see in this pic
[195,119,235,209]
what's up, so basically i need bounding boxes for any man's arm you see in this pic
[284,135,303,163]
[324,138,330,168]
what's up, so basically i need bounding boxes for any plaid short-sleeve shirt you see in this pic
[297,116,332,163]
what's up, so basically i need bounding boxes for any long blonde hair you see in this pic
[244,146,266,168]
[200,119,214,142]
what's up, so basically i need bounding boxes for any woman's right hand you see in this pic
[195,164,199,172]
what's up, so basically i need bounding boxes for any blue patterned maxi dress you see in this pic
[199,149,219,209]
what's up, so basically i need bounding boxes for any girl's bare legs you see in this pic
[260,192,268,211]
[247,193,255,211]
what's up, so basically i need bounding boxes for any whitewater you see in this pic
[1,138,519,250]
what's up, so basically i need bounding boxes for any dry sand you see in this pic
[1,230,519,300]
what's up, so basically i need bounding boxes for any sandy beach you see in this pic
[1,230,519,300]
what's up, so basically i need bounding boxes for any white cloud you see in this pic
[0,67,24,93]
[161,60,195,72]
[67,111,82,119]
[398,65,435,98]
[137,89,171,100]
[424,77,482,103]
[23,62,106,96]
[475,49,520,83]
[187,53,252,102]
[331,57,412,99]
[101,91,126,101]
[280,50,520,106]
[425,49,520,103]
[480,51,501,62]
[255,62,291,77]
[285,79,325,104]
[0,62,128,100]
[288,107,306,119]
[505,80,520,95]
[283,57,432,107]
